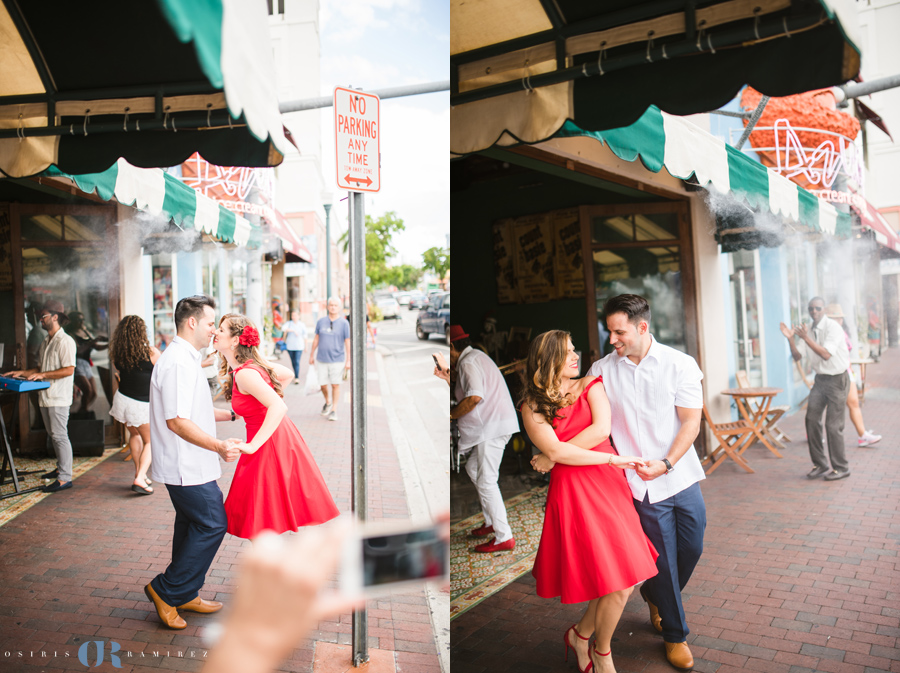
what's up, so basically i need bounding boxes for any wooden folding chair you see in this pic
[701,404,755,475]
[735,370,791,448]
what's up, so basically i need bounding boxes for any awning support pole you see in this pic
[734,95,769,150]
[348,190,369,668]
[279,81,449,113]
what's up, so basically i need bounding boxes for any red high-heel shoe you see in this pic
[563,624,592,673]
[589,647,611,672]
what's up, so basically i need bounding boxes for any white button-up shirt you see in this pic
[37,328,77,407]
[454,347,520,451]
[588,336,705,504]
[148,336,221,486]
[799,316,849,376]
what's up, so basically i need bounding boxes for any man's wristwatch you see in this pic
[662,458,673,474]
[231,411,236,422]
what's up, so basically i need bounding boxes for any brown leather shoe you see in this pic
[177,596,224,613]
[144,583,187,630]
[665,641,694,670]
[646,597,663,633]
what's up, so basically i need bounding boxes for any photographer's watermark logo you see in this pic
[78,641,122,669]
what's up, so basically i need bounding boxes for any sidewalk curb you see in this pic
[374,350,450,673]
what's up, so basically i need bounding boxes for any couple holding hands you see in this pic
[144,295,338,630]
[524,294,706,673]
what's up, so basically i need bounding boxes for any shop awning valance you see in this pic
[0,0,290,178]
[42,159,255,247]
[553,106,851,240]
[451,0,861,156]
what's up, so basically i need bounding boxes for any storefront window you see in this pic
[152,254,175,351]
[591,212,679,244]
[592,246,686,354]
[231,259,247,315]
[785,245,811,383]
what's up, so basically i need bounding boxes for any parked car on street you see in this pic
[393,291,412,306]
[376,296,401,320]
[408,292,428,310]
[416,292,450,344]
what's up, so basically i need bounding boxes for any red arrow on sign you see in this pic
[344,174,373,187]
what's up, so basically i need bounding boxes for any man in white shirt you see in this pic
[144,295,242,630]
[588,295,705,671]
[780,296,851,481]
[449,325,520,553]
[6,299,77,493]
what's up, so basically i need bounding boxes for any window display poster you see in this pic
[513,213,555,304]
[553,208,585,299]
[492,219,518,304]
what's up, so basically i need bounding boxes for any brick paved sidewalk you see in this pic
[0,351,440,673]
[451,348,900,673]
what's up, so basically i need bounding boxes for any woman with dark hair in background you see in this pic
[524,330,658,673]
[66,311,108,413]
[214,314,339,539]
[824,305,881,448]
[108,315,161,494]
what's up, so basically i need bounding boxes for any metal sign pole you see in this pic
[348,189,368,667]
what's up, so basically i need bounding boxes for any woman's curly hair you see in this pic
[218,314,283,401]
[519,330,574,425]
[109,315,151,372]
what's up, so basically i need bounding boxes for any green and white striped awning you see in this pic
[43,159,256,247]
[555,106,852,238]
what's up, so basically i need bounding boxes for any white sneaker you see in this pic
[321,403,333,416]
[858,431,882,447]
[328,411,337,422]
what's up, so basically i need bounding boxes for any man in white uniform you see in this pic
[449,325,520,553]
[589,294,705,671]
[144,295,242,630]
[780,296,851,480]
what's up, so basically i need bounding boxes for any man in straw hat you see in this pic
[449,325,519,553]
[6,299,77,493]
[780,296,851,481]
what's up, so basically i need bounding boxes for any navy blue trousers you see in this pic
[633,482,706,643]
[150,481,228,607]
[287,349,303,379]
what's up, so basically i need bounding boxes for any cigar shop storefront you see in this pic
[451,107,852,423]
[0,163,254,452]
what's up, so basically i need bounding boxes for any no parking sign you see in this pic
[334,86,380,192]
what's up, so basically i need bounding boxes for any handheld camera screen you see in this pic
[363,526,447,588]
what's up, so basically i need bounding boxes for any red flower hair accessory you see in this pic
[238,325,260,347]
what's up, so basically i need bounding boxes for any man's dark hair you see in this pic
[451,337,472,353]
[808,296,825,306]
[175,294,216,330]
[603,294,651,327]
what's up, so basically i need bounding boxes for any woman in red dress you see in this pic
[214,314,339,539]
[523,330,659,673]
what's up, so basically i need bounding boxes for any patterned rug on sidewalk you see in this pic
[0,447,122,527]
[450,484,547,620]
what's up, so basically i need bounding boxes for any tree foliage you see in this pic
[422,246,450,280]
[338,211,406,289]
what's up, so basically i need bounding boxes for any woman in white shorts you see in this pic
[108,316,161,494]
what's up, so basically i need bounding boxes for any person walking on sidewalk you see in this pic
[6,299,77,494]
[308,297,350,422]
[108,315,161,495]
[824,304,881,448]
[780,297,851,481]
[588,294,706,671]
[449,325,519,553]
[282,310,308,384]
[214,314,339,539]
[144,295,243,630]
[527,331,658,673]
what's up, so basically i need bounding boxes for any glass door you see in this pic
[585,202,696,360]
[728,250,765,386]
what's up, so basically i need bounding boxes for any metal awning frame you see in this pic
[452,7,835,106]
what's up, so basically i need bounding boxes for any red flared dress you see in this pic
[224,362,340,539]
[532,378,659,603]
